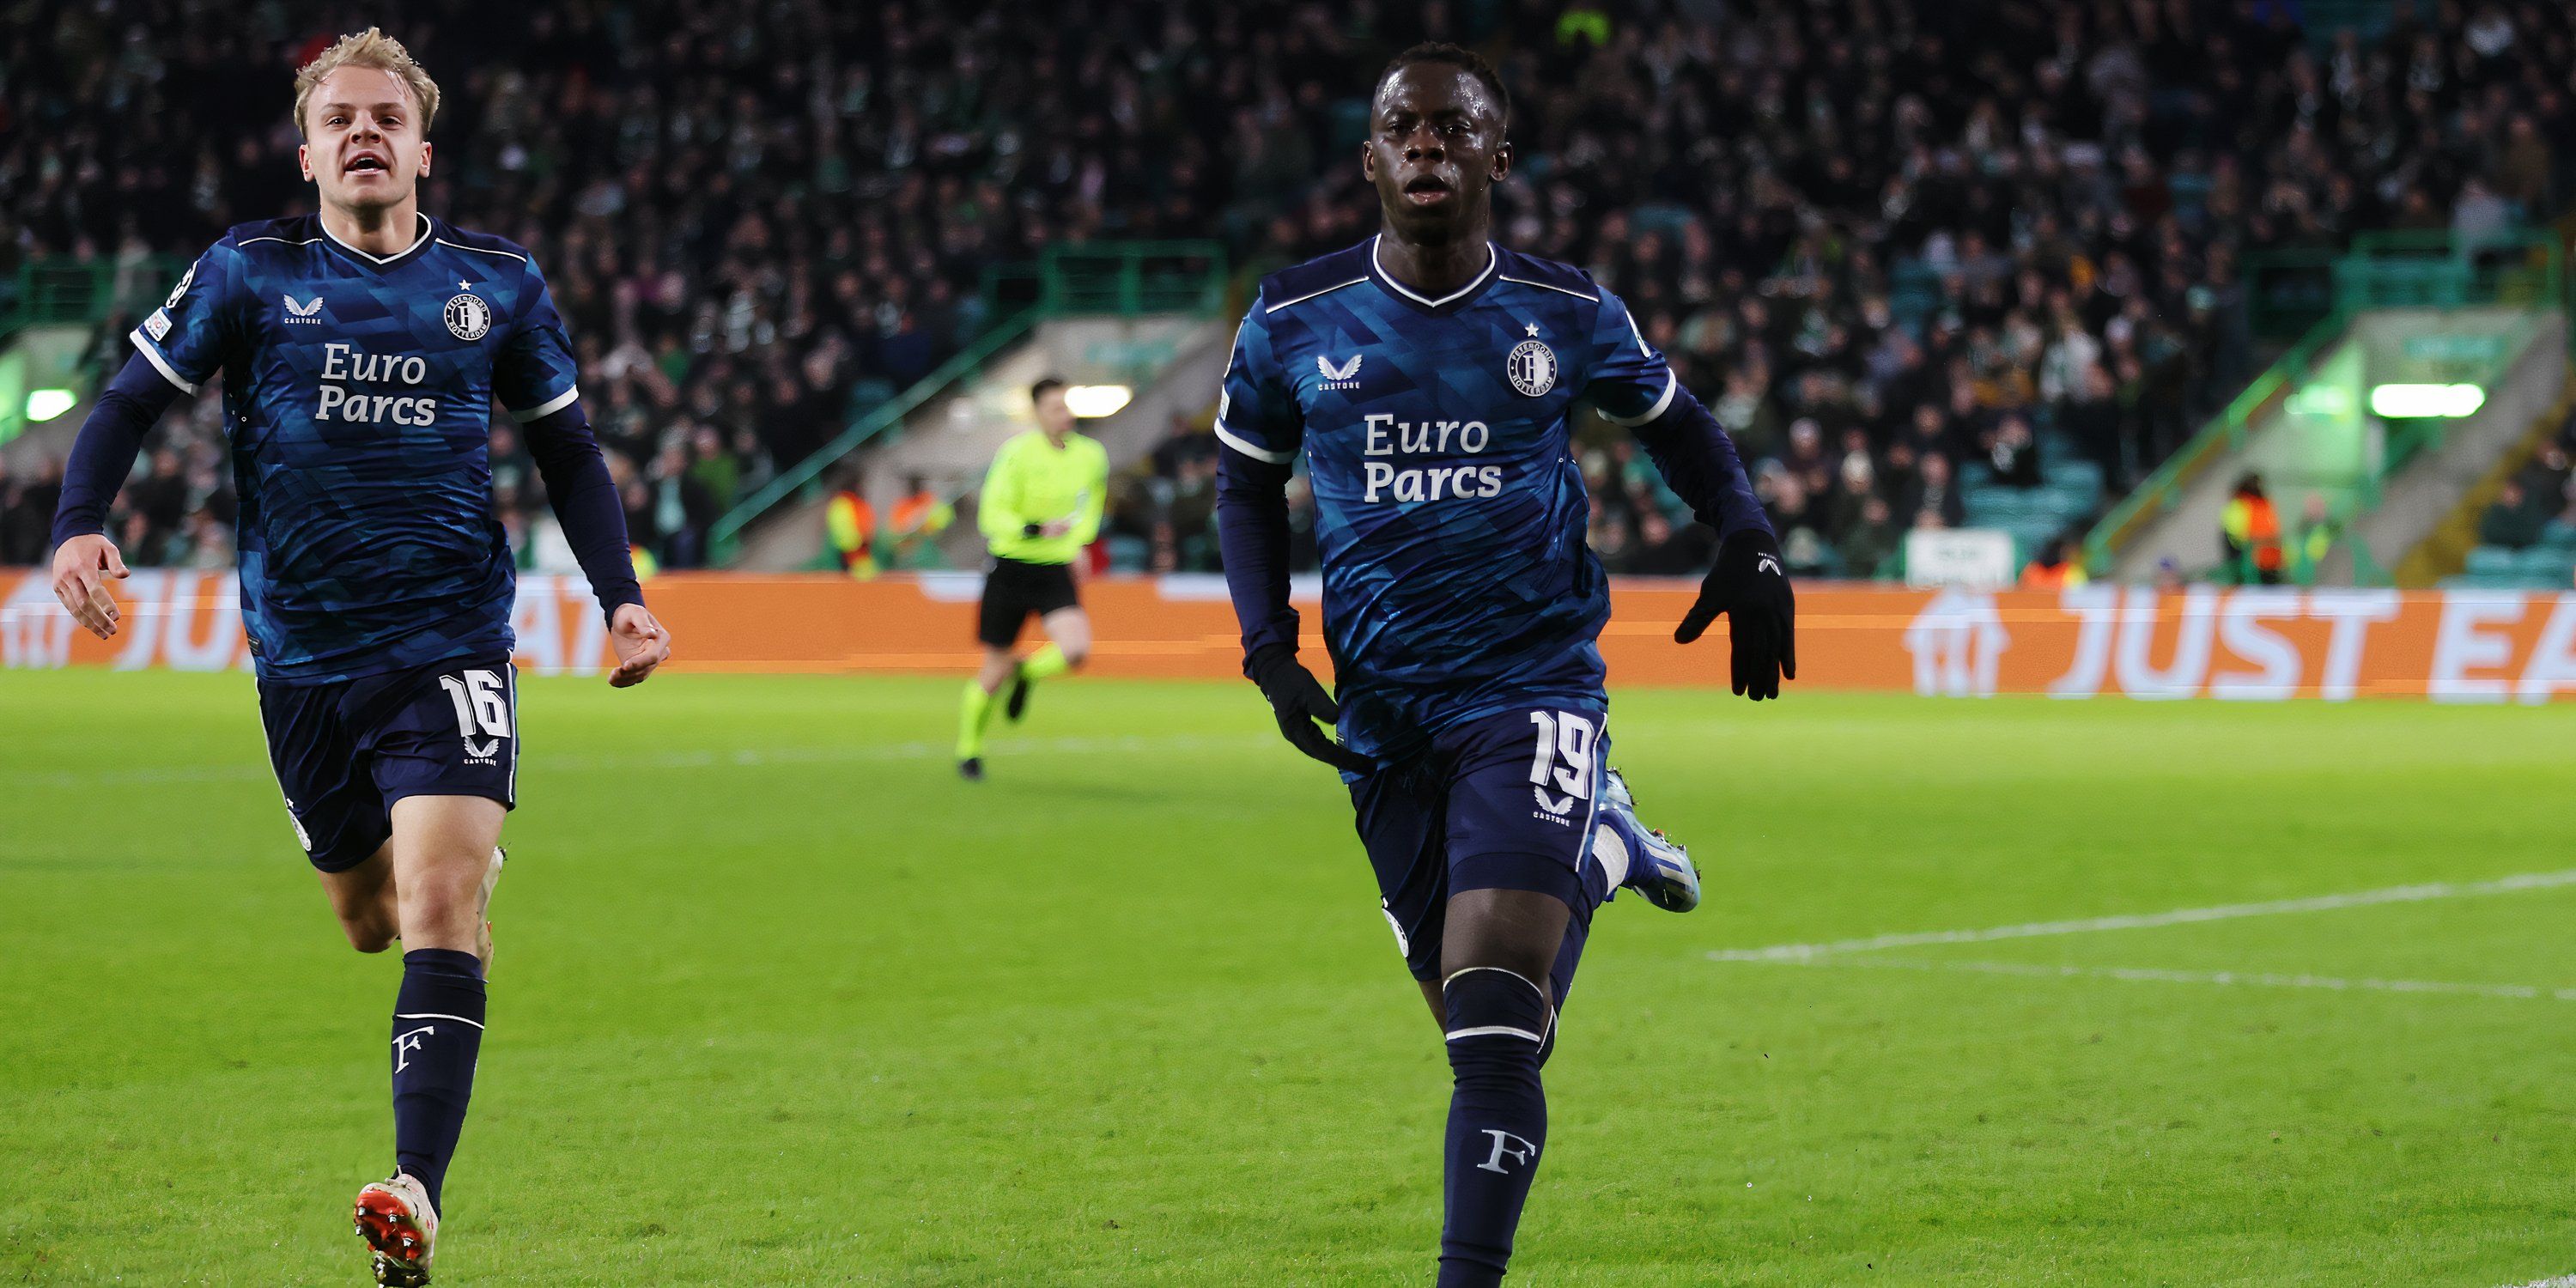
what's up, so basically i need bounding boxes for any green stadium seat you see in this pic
[2464,546,2521,575]
[2518,548,2576,580]
[1106,534,1150,574]
[2439,571,2547,590]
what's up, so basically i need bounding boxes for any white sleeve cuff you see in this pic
[508,385,580,422]
[1599,370,1677,428]
[129,328,200,396]
[1213,420,1296,465]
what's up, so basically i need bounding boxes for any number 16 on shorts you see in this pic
[437,668,515,767]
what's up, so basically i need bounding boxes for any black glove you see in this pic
[1246,644,1375,774]
[1675,529,1797,701]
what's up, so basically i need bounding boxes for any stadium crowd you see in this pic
[5,0,2573,578]
[2478,405,2576,550]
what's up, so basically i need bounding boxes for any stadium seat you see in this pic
[1106,534,1151,574]
[2464,546,2521,575]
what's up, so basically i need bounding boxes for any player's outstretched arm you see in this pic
[518,400,665,685]
[1627,386,1796,701]
[499,251,665,686]
[1586,289,1794,698]
[48,354,189,639]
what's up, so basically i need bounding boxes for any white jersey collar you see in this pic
[1369,234,1497,311]
[319,211,434,268]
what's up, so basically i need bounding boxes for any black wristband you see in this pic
[1021,522,1042,538]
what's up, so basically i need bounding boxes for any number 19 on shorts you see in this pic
[1526,710,1597,823]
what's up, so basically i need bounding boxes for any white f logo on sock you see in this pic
[394,1025,436,1074]
[1477,1129,1539,1175]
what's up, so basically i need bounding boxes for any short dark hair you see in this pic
[1376,42,1510,130]
[1031,377,1067,404]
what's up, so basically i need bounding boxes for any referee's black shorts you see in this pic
[976,556,1081,647]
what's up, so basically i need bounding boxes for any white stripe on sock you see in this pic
[1444,1024,1546,1043]
[1591,825,1632,890]
[393,1012,484,1030]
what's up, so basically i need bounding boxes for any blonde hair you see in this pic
[292,27,440,138]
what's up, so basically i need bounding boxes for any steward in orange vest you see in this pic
[2221,472,2283,585]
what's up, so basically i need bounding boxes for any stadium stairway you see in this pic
[728,315,1232,572]
[2407,377,2576,590]
[2107,309,2569,583]
[2346,314,2570,586]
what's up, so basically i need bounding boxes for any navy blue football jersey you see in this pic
[1218,238,1679,760]
[133,213,579,683]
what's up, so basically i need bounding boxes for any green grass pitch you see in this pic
[4,669,2573,1285]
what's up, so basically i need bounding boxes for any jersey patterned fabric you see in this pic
[1217,237,1680,762]
[132,212,579,684]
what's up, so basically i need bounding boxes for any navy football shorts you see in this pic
[257,653,519,872]
[1349,706,1614,994]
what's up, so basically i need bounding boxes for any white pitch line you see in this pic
[1707,869,2576,963]
[4,732,1272,791]
[2496,1278,2576,1287]
[1742,954,2576,1004]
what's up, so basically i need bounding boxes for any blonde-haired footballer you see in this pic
[955,377,1108,779]
[47,27,667,1285]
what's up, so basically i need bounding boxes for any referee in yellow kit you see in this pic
[956,377,1109,780]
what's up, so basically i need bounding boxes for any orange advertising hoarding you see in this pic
[4,569,2575,702]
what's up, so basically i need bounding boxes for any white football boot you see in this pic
[353,1171,438,1285]
[1591,768,1701,913]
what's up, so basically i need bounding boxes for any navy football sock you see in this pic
[391,948,486,1213]
[1437,967,1554,1287]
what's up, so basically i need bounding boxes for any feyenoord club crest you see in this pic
[445,293,492,341]
[1506,337,1557,397]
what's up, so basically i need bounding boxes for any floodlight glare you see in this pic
[1063,384,1133,418]
[2367,383,2484,418]
[27,388,77,422]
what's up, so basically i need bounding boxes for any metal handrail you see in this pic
[707,310,1041,560]
[2,255,196,334]
[710,240,1231,561]
[979,240,1229,323]
[2082,226,2572,575]
[2081,307,2350,574]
